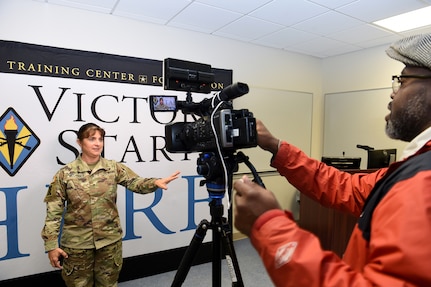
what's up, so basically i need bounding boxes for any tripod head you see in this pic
[196,151,237,199]
[196,150,265,202]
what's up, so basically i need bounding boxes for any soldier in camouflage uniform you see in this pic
[41,123,180,287]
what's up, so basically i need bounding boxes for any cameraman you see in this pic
[234,34,431,286]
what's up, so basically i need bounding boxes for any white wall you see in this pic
[0,0,324,279]
[0,0,324,155]
[322,44,404,93]
[321,44,408,165]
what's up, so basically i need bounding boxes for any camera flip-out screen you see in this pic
[149,95,177,112]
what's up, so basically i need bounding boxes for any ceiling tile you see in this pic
[292,11,364,35]
[213,16,284,42]
[293,36,349,51]
[400,25,431,37]
[307,0,357,9]
[31,0,431,58]
[336,0,429,22]
[168,2,242,33]
[252,27,318,49]
[249,0,329,26]
[113,0,191,24]
[287,36,355,58]
[355,34,402,49]
[328,24,395,44]
[46,0,117,13]
[320,42,363,57]
[195,0,273,14]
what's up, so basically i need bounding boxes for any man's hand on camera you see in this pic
[256,119,280,155]
[234,175,282,237]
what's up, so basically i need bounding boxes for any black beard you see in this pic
[385,93,428,142]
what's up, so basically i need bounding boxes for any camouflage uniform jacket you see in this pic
[41,156,159,251]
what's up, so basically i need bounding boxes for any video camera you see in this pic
[150,58,265,197]
[154,59,263,287]
[150,58,257,154]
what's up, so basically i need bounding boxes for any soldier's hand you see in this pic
[155,171,180,190]
[48,248,68,269]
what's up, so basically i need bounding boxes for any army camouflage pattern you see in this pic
[61,240,122,287]
[41,156,159,251]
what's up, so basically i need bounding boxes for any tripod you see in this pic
[171,195,243,287]
[171,151,264,286]
[171,152,245,287]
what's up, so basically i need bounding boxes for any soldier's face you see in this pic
[79,130,104,159]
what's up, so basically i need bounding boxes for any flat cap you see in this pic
[386,34,431,70]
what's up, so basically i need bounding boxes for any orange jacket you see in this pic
[250,141,431,287]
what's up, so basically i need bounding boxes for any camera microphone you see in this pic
[356,144,374,151]
[217,82,249,101]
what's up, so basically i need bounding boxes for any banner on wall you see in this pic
[0,40,232,280]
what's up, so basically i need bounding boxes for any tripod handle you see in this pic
[236,151,266,188]
[252,176,266,188]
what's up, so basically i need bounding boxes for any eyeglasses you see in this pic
[392,74,431,93]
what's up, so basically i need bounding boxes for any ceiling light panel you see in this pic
[374,6,431,32]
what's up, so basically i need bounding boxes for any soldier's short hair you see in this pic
[77,123,106,141]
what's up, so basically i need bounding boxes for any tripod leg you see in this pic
[212,225,222,287]
[171,219,209,287]
[221,221,244,287]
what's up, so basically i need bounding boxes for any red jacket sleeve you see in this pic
[271,141,387,216]
[250,210,370,287]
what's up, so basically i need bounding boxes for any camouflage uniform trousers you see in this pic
[61,240,123,287]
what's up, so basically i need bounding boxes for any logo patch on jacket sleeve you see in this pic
[275,241,297,268]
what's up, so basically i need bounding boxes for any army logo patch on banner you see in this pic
[0,107,40,176]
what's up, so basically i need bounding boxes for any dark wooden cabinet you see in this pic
[298,195,357,257]
[298,169,375,257]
